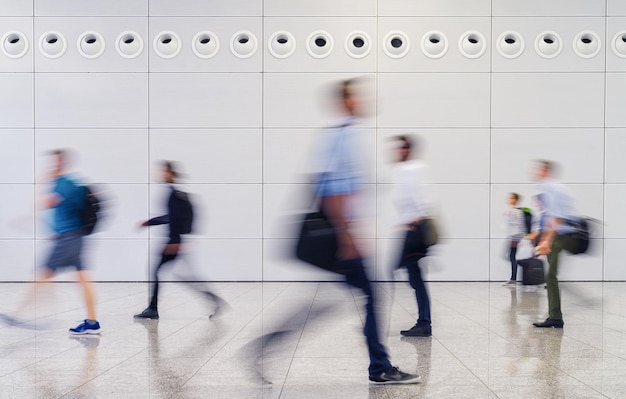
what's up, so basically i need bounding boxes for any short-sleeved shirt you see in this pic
[537,179,576,235]
[52,174,83,233]
[316,119,364,197]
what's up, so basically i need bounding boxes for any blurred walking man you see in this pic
[391,135,434,338]
[532,160,578,328]
[1,149,101,334]
[319,80,420,384]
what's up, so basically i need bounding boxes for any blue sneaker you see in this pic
[69,320,101,335]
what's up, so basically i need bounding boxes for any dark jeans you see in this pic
[398,224,431,326]
[509,240,519,281]
[339,258,392,376]
[149,248,178,309]
[148,241,225,311]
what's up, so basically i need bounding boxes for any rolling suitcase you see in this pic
[517,257,545,286]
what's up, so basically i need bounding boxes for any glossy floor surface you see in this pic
[1,281,625,398]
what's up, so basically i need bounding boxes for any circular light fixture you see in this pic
[497,31,524,59]
[39,31,67,59]
[383,31,410,59]
[2,31,29,59]
[115,31,143,59]
[77,31,106,59]
[268,31,296,59]
[306,30,333,59]
[345,31,371,59]
[458,31,486,59]
[192,31,220,59]
[421,31,448,59]
[153,31,182,59]
[534,31,562,59]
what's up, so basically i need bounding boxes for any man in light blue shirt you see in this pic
[532,160,578,329]
[317,79,420,384]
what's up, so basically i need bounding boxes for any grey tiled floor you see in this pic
[1,281,625,398]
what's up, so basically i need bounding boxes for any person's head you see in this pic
[47,148,71,177]
[337,78,364,117]
[162,160,178,184]
[392,135,415,163]
[533,159,553,181]
[508,192,520,206]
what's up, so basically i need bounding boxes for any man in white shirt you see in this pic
[532,160,578,328]
[392,135,434,337]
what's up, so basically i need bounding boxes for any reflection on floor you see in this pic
[0,282,625,398]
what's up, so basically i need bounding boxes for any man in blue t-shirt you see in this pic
[1,150,101,334]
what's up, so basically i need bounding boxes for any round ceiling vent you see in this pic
[497,31,524,59]
[383,31,410,59]
[534,31,562,59]
[421,31,448,59]
[268,31,296,59]
[573,31,601,59]
[116,31,143,59]
[345,31,371,59]
[39,31,67,59]
[2,31,29,58]
[306,31,333,59]
[192,31,220,59]
[458,31,487,59]
[78,31,106,59]
[153,31,182,59]
[230,31,258,59]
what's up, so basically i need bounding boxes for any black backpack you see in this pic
[519,207,533,234]
[78,185,101,235]
[173,190,194,234]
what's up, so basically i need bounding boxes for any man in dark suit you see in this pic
[134,161,226,320]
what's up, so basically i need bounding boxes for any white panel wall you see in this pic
[2,1,625,282]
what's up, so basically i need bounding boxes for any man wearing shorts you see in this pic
[38,150,101,334]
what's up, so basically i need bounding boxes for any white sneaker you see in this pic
[502,280,516,286]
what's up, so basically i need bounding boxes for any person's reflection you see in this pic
[35,335,101,398]
[134,317,229,397]
[373,336,431,397]
[403,336,432,382]
[531,329,564,397]
[239,301,336,387]
[70,335,101,386]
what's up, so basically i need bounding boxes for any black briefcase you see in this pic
[295,211,341,273]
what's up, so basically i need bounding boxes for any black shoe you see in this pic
[369,367,421,384]
[400,323,432,337]
[134,307,159,320]
[533,317,564,328]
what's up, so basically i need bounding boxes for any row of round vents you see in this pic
[2,29,626,60]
